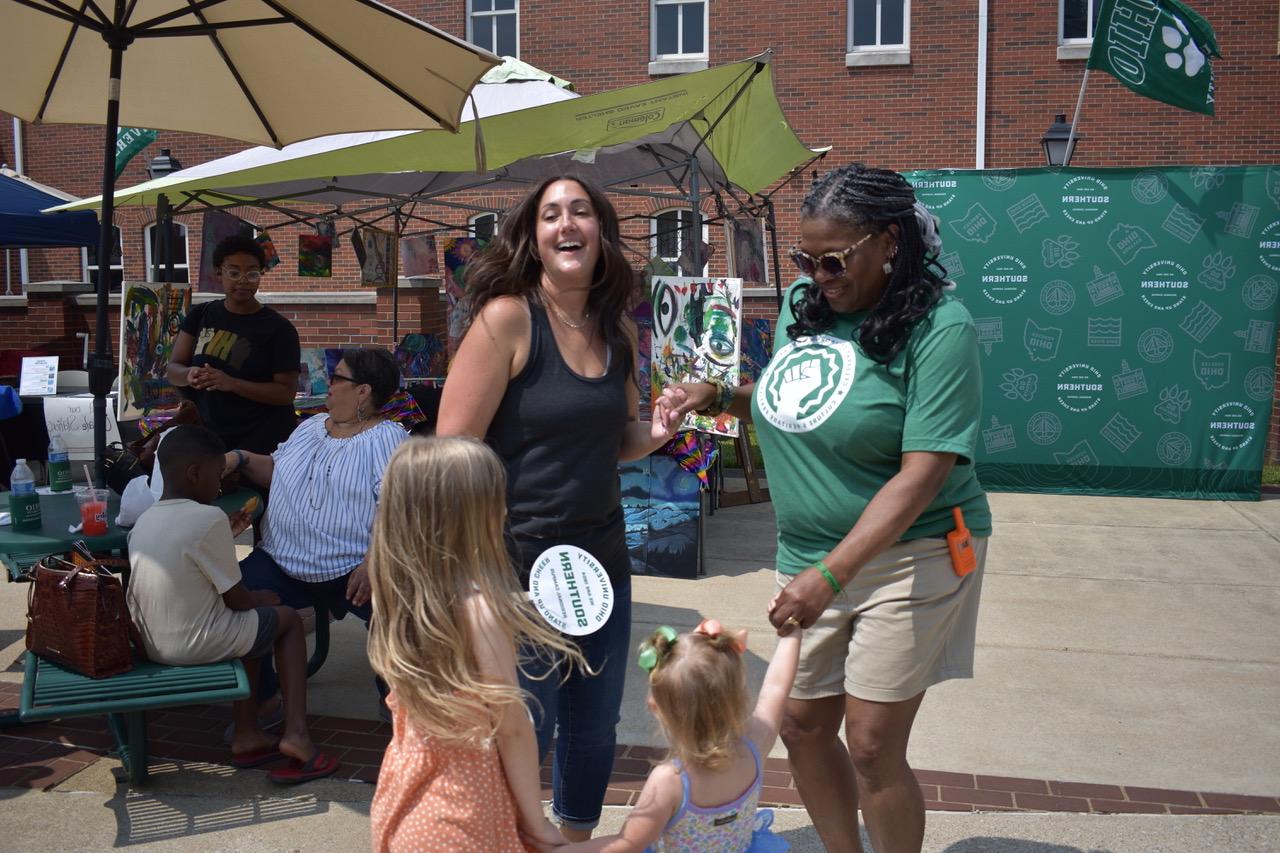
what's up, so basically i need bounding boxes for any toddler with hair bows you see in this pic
[555,619,800,853]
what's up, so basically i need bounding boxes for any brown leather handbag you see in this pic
[25,550,141,678]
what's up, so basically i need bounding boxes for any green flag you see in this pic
[114,127,158,177]
[1087,0,1220,115]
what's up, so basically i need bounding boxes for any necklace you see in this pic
[541,289,590,329]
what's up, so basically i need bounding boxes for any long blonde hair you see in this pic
[367,436,583,742]
[645,628,748,769]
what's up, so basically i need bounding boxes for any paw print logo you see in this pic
[1042,235,1081,269]
[1197,252,1235,292]
[1162,18,1206,76]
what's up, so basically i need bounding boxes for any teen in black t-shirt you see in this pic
[168,235,300,454]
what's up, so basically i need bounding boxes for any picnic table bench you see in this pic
[19,651,249,784]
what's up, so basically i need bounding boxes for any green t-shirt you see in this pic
[751,283,992,575]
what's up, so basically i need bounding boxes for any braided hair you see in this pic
[787,164,947,365]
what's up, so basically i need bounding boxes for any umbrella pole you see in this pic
[91,35,126,487]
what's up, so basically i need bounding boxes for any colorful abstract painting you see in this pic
[297,348,331,396]
[650,276,743,437]
[630,300,654,421]
[442,236,487,353]
[352,226,397,286]
[394,333,447,379]
[118,281,192,420]
[298,233,333,277]
[739,318,773,383]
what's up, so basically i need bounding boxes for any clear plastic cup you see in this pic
[76,487,110,536]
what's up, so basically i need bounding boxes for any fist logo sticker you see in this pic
[757,336,856,433]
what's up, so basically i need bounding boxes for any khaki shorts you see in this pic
[779,537,987,703]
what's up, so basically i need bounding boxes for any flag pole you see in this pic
[1066,68,1090,166]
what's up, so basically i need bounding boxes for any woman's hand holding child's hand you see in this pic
[520,816,567,850]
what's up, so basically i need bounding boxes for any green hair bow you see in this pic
[637,625,678,673]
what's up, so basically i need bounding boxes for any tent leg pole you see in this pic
[766,200,782,310]
[688,157,702,272]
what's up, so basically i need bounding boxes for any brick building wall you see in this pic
[2,1,1277,457]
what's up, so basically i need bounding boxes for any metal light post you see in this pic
[1041,113,1082,167]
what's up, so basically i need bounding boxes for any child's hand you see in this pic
[249,589,281,607]
[228,509,253,537]
[519,816,566,850]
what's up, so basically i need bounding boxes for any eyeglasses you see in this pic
[221,268,262,283]
[328,372,359,385]
[789,233,873,279]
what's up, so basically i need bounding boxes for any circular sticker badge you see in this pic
[528,545,614,636]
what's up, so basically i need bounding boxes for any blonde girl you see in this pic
[367,436,585,852]
[560,620,800,853]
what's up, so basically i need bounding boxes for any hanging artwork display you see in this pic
[399,234,440,277]
[198,210,254,292]
[442,236,487,353]
[352,226,397,286]
[255,231,280,269]
[298,222,334,277]
[650,276,743,437]
[394,332,447,379]
[727,217,770,285]
[118,281,192,420]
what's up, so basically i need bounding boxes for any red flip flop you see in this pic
[268,752,340,785]
[230,747,284,769]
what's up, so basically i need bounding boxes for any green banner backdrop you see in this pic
[906,166,1280,500]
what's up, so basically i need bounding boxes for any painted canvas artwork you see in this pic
[297,348,330,396]
[442,236,487,353]
[740,317,774,382]
[118,281,192,420]
[298,231,334,277]
[399,235,439,278]
[630,300,654,421]
[650,276,743,436]
[198,210,254,292]
[620,453,701,578]
[728,217,769,285]
[352,226,397,286]
[394,333,447,379]
[255,231,280,270]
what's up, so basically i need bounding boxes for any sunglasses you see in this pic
[789,232,873,279]
[328,372,359,385]
[221,268,262,283]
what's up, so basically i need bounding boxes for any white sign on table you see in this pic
[43,395,121,459]
[19,356,58,396]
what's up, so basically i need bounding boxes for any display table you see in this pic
[0,486,261,580]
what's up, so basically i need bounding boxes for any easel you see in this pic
[716,426,769,508]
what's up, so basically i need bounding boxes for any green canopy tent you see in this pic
[60,52,826,317]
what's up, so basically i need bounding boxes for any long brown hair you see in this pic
[366,436,584,742]
[462,175,635,374]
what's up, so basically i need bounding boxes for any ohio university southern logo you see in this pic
[757,335,857,433]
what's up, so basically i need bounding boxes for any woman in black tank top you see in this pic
[438,176,680,841]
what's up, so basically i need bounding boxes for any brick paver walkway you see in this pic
[2,682,1277,816]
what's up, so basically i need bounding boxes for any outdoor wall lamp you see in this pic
[1041,114,1080,167]
[146,148,183,180]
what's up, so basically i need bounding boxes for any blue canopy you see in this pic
[0,167,98,248]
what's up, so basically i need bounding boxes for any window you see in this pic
[1061,0,1104,42]
[84,225,123,290]
[144,220,190,283]
[468,0,518,58]
[849,0,908,48]
[652,0,706,59]
[468,212,497,243]
[651,209,709,276]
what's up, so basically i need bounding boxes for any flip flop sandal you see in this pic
[230,747,285,769]
[268,752,340,785]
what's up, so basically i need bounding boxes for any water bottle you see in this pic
[8,459,42,532]
[47,435,72,493]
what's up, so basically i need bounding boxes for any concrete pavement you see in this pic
[1,489,1278,849]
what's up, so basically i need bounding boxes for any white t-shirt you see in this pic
[126,499,259,665]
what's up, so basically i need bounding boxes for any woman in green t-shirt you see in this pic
[666,163,991,853]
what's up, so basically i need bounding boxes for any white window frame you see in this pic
[468,212,498,243]
[82,225,123,290]
[143,220,190,283]
[649,0,709,76]
[467,0,519,58]
[1058,0,1102,60]
[650,208,710,276]
[846,0,911,68]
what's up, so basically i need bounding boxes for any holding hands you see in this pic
[769,566,837,636]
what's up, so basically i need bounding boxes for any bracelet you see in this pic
[695,377,729,417]
[232,449,247,471]
[814,560,843,594]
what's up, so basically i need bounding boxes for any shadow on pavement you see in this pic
[942,839,1111,853]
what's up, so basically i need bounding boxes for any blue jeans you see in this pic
[239,547,379,702]
[521,577,631,831]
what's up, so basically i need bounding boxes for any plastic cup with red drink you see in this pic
[76,487,110,536]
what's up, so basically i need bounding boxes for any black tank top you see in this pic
[487,301,630,583]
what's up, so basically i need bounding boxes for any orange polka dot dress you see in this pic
[371,692,536,853]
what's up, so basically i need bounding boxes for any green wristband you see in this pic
[815,560,842,594]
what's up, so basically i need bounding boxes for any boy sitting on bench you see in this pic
[126,425,339,784]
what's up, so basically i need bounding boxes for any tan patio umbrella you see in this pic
[0,0,499,481]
